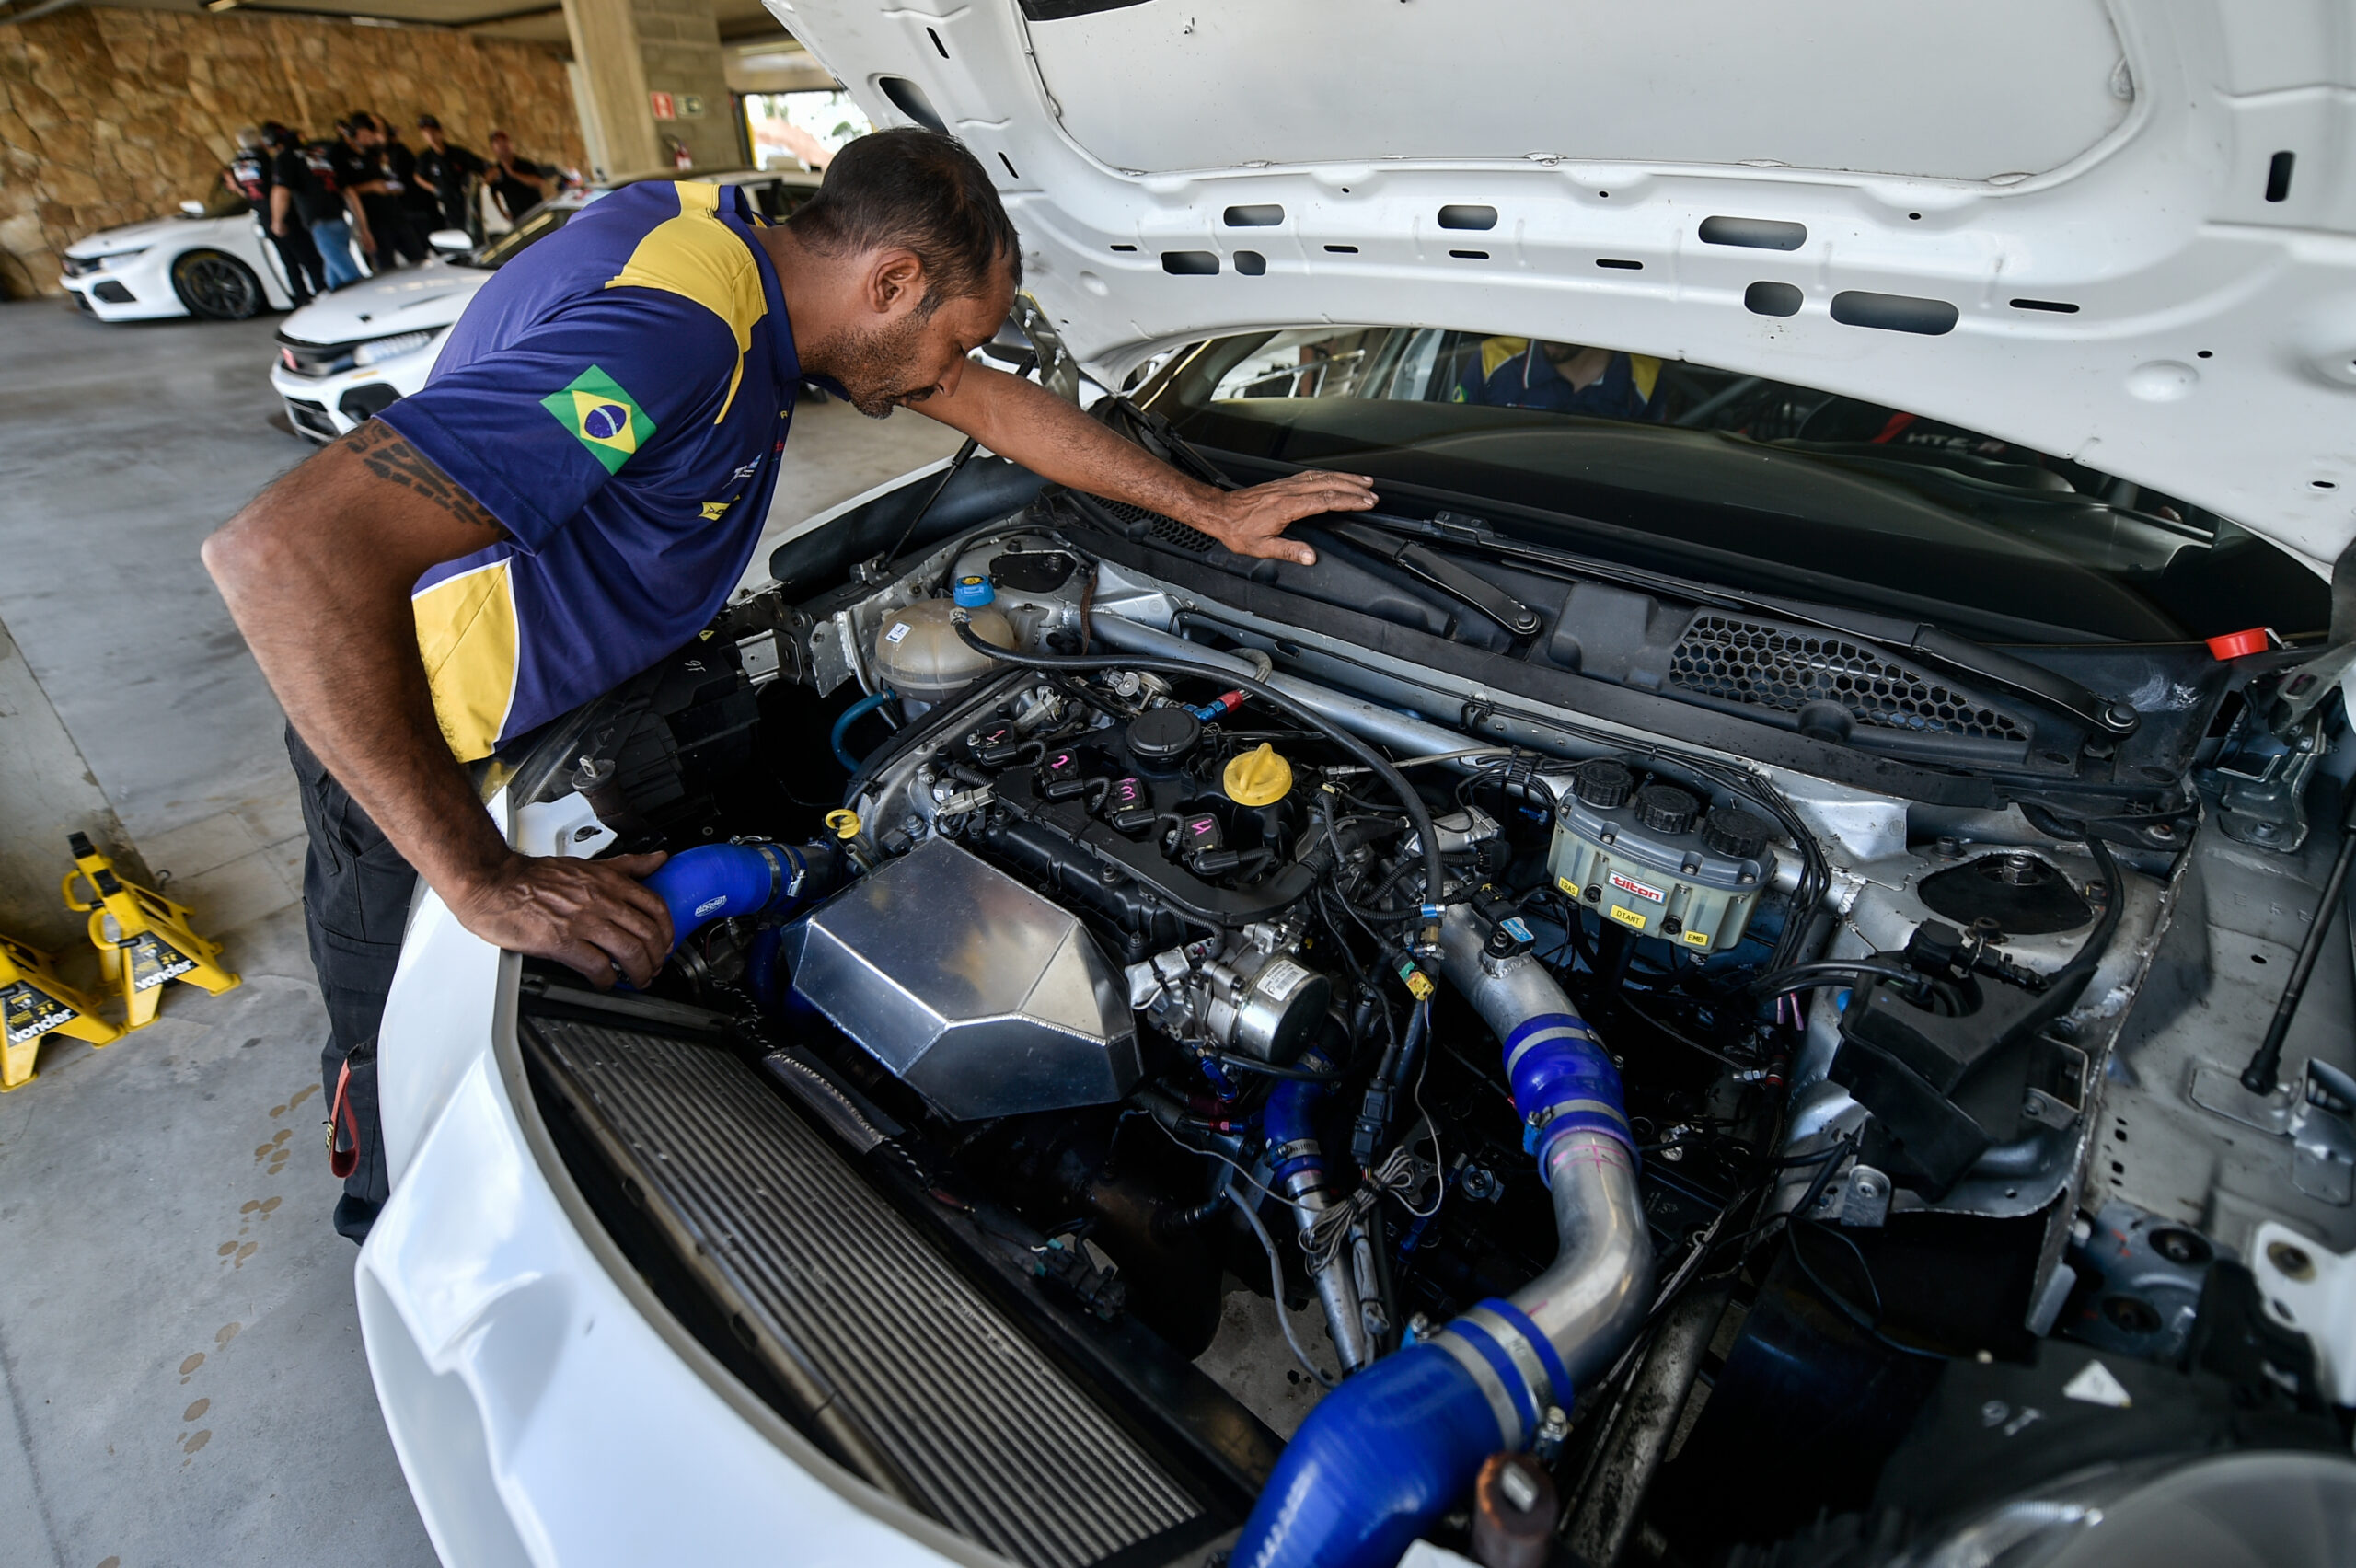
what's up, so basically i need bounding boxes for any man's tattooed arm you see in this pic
[340,419,507,538]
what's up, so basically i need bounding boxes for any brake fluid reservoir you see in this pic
[1546,759,1776,951]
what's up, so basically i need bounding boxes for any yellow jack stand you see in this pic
[1,932,121,1090]
[63,831,240,1030]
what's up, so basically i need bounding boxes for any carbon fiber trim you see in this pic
[525,1015,1205,1568]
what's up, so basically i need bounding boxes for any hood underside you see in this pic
[769,0,2356,580]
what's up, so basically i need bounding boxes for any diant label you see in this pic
[3,982,77,1045]
[1607,905,1648,930]
[1608,870,1666,904]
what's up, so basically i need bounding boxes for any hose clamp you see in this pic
[1433,1329,1530,1449]
[1423,1318,1536,1440]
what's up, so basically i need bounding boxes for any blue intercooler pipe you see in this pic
[1231,908,1655,1568]
[1261,1049,1374,1372]
[642,840,830,954]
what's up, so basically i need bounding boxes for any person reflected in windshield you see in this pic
[1451,336,1665,420]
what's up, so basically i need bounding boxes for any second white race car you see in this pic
[60,189,307,322]
[270,169,821,443]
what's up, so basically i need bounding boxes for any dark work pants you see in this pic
[269,225,325,304]
[360,197,426,269]
[289,726,418,1242]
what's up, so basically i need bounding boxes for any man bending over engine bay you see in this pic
[203,127,1378,1240]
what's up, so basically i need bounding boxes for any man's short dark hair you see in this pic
[789,127,1020,312]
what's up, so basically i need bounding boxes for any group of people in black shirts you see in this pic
[223,112,565,305]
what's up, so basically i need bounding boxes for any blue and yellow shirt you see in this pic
[1451,337,1663,421]
[380,180,799,761]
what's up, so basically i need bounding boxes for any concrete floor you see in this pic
[0,294,961,1568]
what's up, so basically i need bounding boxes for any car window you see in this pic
[1144,327,2327,644]
[740,179,814,225]
[460,203,574,271]
[196,186,250,221]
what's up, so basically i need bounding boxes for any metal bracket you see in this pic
[809,613,855,697]
[1814,1162,1892,1228]
[2188,1058,2354,1206]
[1011,292,1080,403]
[2290,1060,2356,1206]
[736,628,784,686]
[2189,1060,2299,1134]
[2022,1042,2089,1132]
[2212,715,2321,853]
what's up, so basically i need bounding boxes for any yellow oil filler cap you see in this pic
[1222,743,1294,807]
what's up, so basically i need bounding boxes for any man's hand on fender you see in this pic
[1201,469,1378,565]
[446,850,676,987]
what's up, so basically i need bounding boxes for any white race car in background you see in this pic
[270,169,821,443]
[60,190,306,322]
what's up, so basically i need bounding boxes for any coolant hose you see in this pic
[643,841,823,954]
[830,690,899,772]
[1232,906,1653,1568]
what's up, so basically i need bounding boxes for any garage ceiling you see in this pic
[69,0,787,51]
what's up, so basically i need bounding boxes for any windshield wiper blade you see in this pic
[1339,509,2138,738]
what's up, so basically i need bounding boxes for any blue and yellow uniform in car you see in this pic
[378,180,802,761]
[1451,337,1664,421]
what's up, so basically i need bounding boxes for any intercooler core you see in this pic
[782,836,1142,1119]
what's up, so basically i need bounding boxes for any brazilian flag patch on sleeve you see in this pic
[542,365,656,473]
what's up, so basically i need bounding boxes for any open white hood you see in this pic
[769,0,2356,582]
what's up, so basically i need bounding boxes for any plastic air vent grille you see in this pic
[1089,496,1219,554]
[1669,614,2028,741]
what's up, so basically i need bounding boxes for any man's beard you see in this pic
[815,310,937,420]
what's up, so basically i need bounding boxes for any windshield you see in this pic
[458,202,574,271]
[194,186,249,220]
[1140,328,2325,644]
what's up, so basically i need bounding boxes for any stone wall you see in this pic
[0,5,587,299]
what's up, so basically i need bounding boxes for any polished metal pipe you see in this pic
[1434,905,1655,1430]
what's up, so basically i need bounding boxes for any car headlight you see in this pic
[96,248,150,267]
[353,329,443,367]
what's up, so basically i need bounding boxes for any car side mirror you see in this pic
[180,200,205,216]
[427,228,473,255]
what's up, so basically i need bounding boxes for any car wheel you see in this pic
[169,249,263,320]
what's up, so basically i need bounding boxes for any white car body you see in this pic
[60,206,304,322]
[365,3,2356,1564]
[268,249,513,443]
[271,171,822,444]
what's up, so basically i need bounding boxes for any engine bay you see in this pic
[507,474,2356,1568]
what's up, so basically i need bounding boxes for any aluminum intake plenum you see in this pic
[783,836,1141,1119]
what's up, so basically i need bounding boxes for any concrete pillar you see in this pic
[560,0,737,179]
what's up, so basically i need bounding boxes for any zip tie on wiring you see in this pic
[1300,1140,1433,1274]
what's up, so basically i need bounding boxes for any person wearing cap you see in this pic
[412,114,484,237]
[227,123,322,305]
[483,130,557,229]
[271,123,364,291]
[331,110,425,271]
[378,116,443,242]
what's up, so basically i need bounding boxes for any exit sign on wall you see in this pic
[649,90,676,119]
